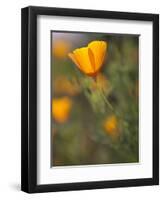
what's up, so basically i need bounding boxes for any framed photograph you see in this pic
[21,6,159,193]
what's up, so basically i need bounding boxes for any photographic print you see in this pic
[51,31,139,167]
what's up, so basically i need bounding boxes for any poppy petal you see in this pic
[68,53,81,70]
[73,47,95,74]
[88,41,107,71]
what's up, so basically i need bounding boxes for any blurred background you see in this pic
[51,31,139,166]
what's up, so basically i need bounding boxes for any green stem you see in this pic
[99,87,114,111]
[94,76,114,112]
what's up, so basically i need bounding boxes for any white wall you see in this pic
[0,0,162,199]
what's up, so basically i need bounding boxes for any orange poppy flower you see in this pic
[53,40,70,59]
[53,76,80,96]
[103,115,118,137]
[52,97,72,123]
[68,41,107,77]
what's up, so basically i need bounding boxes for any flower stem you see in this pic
[94,76,114,112]
[99,87,114,111]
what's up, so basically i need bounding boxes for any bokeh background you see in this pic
[51,31,139,166]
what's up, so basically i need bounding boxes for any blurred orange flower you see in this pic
[53,76,80,96]
[91,73,110,94]
[53,40,70,59]
[52,97,72,123]
[68,41,107,77]
[103,115,118,137]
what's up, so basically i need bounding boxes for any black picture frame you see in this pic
[21,6,159,193]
